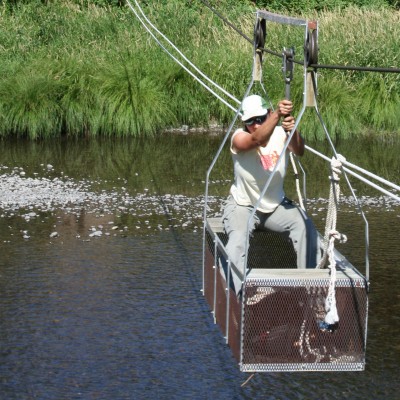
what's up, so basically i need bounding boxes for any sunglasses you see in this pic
[244,114,267,126]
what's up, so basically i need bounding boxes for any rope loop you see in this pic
[329,229,347,244]
[330,155,345,181]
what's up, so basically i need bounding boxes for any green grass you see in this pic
[0,1,398,139]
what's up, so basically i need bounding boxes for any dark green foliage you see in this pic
[0,1,398,139]
[245,0,394,11]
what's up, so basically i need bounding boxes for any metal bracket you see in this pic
[282,47,295,100]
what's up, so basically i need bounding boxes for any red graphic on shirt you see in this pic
[259,151,279,171]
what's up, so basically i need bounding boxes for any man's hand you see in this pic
[281,115,296,132]
[276,99,293,117]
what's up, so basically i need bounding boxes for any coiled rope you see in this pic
[316,155,348,327]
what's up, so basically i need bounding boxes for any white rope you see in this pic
[316,156,346,326]
[130,0,240,105]
[342,158,400,192]
[305,145,400,203]
[317,155,344,269]
[324,230,347,325]
[126,0,240,112]
[129,0,398,206]
[289,152,305,211]
[129,0,398,205]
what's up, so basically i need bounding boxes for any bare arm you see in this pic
[233,100,296,152]
[282,115,305,156]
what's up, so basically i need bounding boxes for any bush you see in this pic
[0,1,398,139]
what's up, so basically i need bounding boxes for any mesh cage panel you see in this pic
[248,230,297,269]
[204,232,242,361]
[214,247,228,336]
[228,289,241,361]
[204,230,216,309]
[241,274,367,372]
[215,230,297,270]
[203,220,368,372]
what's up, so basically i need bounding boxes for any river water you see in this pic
[0,135,399,399]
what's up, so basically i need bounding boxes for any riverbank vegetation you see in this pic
[0,0,399,140]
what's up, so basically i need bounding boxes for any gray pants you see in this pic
[222,195,320,293]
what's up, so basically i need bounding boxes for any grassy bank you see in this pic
[0,1,398,139]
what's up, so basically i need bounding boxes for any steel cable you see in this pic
[197,0,400,74]
[126,0,240,112]
[128,1,399,203]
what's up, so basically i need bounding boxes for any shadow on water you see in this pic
[0,135,399,399]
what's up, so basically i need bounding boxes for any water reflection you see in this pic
[1,135,399,192]
[0,135,399,399]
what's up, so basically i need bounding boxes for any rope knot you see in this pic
[330,155,345,181]
[329,230,347,243]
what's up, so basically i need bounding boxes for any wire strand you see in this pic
[197,0,400,74]
[126,0,239,112]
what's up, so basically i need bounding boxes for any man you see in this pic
[222,94,320,294]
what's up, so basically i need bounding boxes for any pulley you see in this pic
[305,28,318,67]
[253,18,266,82]
[254,18,266,55]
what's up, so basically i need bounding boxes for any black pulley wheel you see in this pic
[307,29,318,66]
[254,18,266,51]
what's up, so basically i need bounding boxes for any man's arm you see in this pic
[233,100,294,152]
[282,115,305,156]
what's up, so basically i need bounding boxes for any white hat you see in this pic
[241,95,268,121]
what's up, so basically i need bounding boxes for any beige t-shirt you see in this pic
[229,126,289,213]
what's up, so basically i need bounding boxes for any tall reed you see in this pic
[0,1,398,139]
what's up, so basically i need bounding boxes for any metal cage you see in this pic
[204,218,368,372]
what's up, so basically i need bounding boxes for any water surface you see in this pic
[0,136,399,399]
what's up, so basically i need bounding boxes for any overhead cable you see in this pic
[197,0,400,74]
[305,146,400,202]
[128,1,399,203]
[126,0,240,112]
